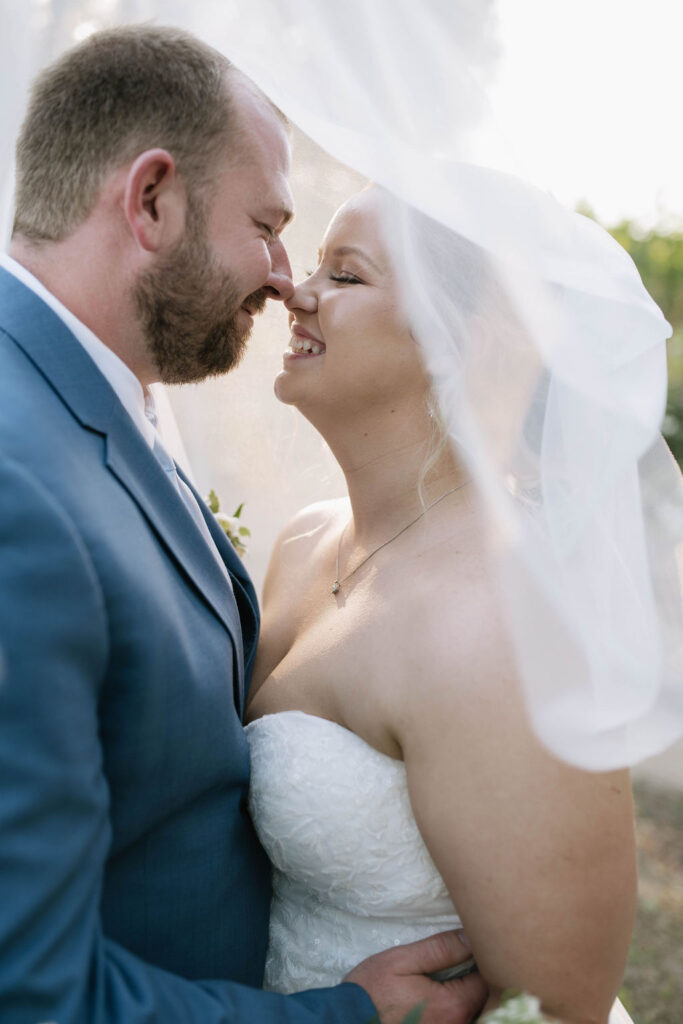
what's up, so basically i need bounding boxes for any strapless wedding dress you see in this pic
[245,711,633,1023]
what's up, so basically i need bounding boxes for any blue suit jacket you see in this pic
[0,267,375,1023]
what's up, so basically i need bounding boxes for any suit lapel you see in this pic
[0,268,248,706]
[104,405,244,647]
[177,465,261,715]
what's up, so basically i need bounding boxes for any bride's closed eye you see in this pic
[329,272,362,284]
[301,267,362,283]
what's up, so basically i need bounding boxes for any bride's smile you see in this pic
[287,321,325,355]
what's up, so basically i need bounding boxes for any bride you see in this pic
[244,186,639,1023]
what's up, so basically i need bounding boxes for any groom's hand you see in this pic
[344,929,488,1023]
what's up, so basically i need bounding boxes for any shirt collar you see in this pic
[0,252,155,449]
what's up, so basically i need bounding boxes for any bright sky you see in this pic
[493,0,683,228]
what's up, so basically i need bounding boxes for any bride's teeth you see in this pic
[289,335,323,354]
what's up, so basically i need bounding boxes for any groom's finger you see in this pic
[429,957,478,982]
[393,929,474,976]
[441,969,490,1022]
[344,929,489,1024]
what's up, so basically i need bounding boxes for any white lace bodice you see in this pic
[245,710,461,992]
[245,710,634,1024]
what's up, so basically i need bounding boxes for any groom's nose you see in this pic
[263,238,295,302]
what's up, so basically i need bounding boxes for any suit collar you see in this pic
[0,254,146,434]
[0,265,120,434]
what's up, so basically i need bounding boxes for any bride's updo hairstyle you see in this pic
[13,26,240,243]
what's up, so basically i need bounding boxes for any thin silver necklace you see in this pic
[332,480,468,595]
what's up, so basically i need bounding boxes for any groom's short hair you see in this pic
[13,25,242,242]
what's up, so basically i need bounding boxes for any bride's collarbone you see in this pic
[277,578,412,660]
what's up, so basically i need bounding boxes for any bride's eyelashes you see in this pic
[302,268,363,285]
[329,272,362,284]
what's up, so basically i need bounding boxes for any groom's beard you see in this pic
[134,219,267,385]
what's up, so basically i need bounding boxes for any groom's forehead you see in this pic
[234,140,294,224]
[227,71,288,151]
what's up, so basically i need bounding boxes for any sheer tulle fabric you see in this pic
[3,1,682,769]
[188,0,683,769]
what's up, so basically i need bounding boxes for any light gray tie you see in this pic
[152,434,233,589]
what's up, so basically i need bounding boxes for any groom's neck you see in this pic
[9,227,153,386]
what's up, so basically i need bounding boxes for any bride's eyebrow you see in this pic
[318,245,385,274]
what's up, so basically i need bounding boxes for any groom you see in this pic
[0,25,485,1024]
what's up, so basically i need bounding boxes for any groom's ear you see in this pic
[122,149,185,253]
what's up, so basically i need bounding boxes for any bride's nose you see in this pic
[284,278,318,316]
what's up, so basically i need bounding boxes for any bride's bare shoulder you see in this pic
[274,498,348,556]
[263,497,348,598]
[390,536,524,726]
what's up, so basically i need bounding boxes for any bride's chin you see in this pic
[273,370,305,407]
[273,375,336,429]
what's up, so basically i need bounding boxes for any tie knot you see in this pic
[144,386,159,430]
[152,435,176,476]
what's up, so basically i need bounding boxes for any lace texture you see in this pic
[245,711,461,992]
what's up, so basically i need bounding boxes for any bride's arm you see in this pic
[395,585,637,1024]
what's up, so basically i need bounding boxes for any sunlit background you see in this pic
[494,0,683,229]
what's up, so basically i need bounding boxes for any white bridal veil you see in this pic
[2,0,682,770]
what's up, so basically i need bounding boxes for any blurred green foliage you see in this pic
[578,204,683,467]
[622,781,683,1024]
[609,220,683,467]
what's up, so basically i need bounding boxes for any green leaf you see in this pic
[364,1005,425,1024]
[206,489,220,514]
[233,502,244,519]
[399,1003,425,1024]
[618,986,634,1013]
[238,526,251,537]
